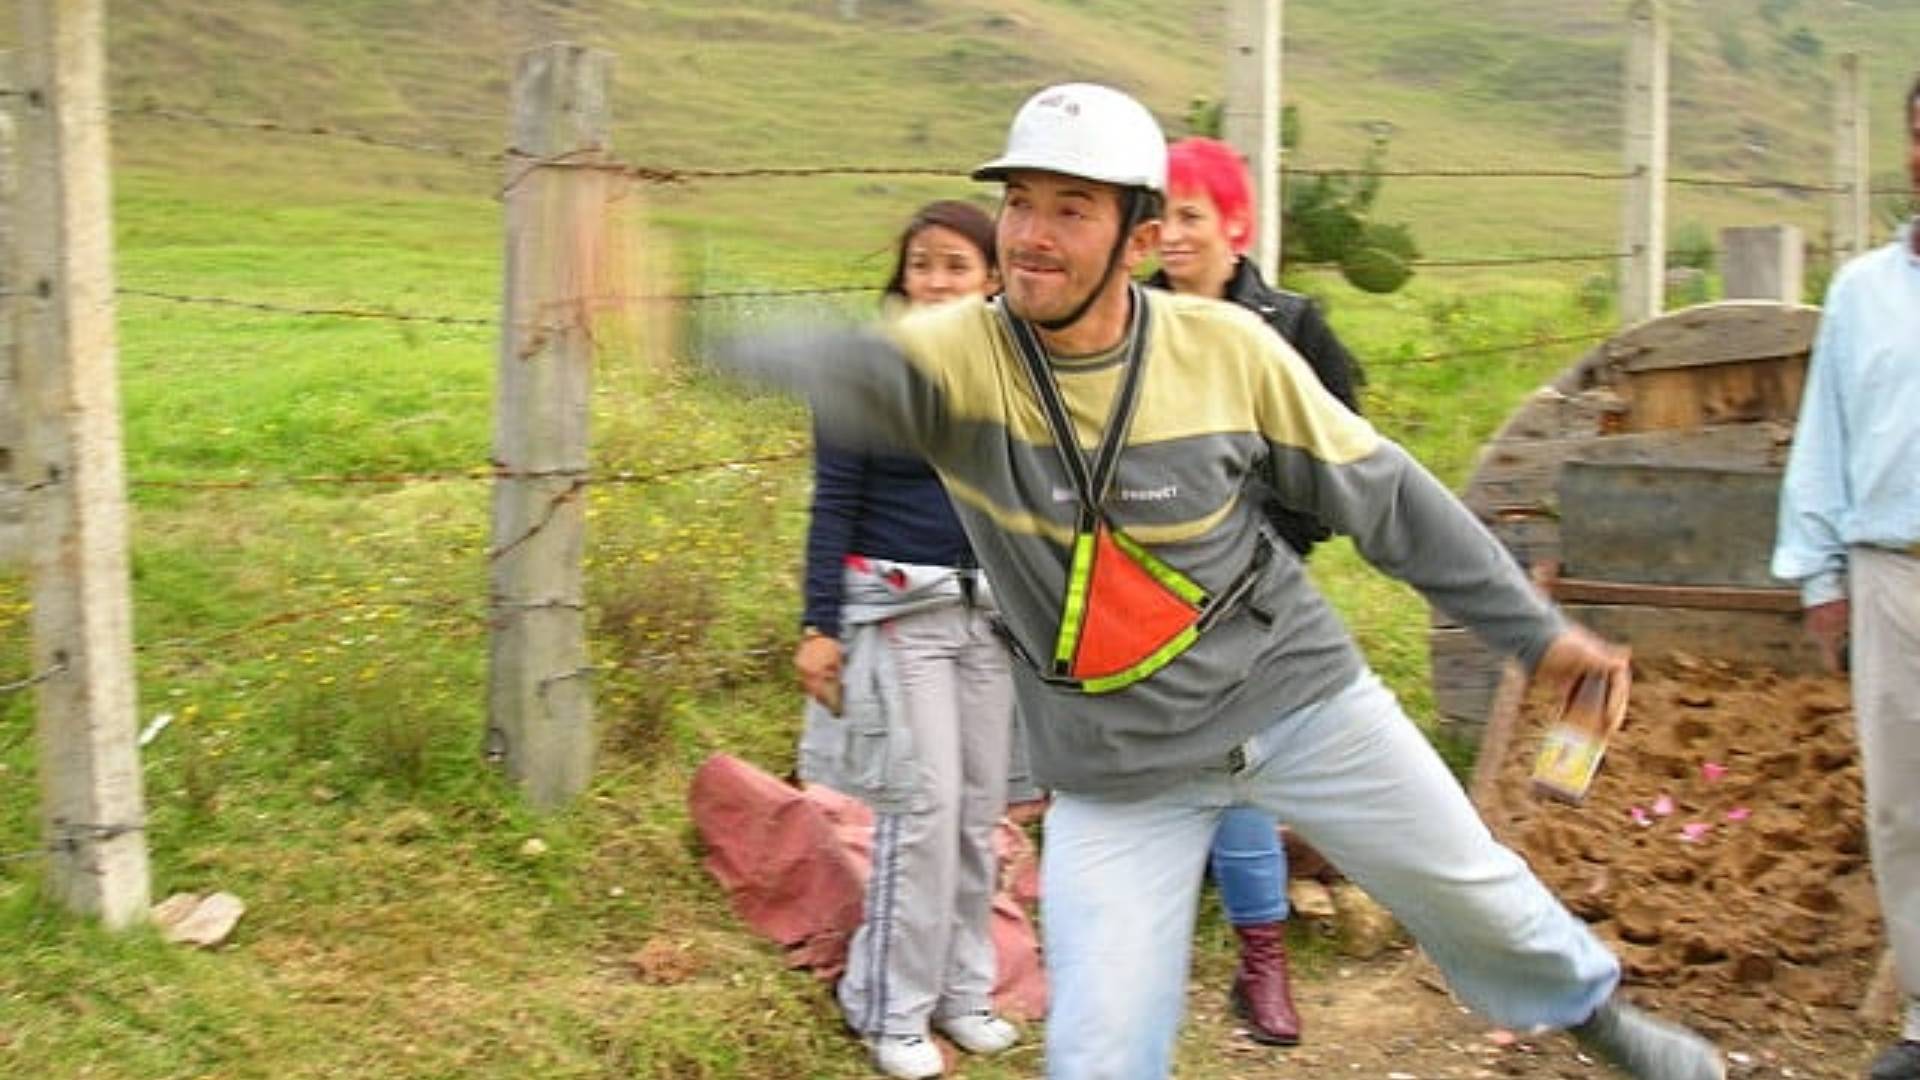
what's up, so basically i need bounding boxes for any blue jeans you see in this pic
[1212,807,1287,926]
[1040,672,1620,1079]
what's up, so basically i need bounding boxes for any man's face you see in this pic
[995,171,1130,325]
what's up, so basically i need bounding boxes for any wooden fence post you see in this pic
[1224,0,1284,281]
[1619,0,1668,328]
[15,0,149,928]
[2,51,22,567]
[1720,225,1803,303]
[487,44,610,810]
[1829,53,1869,267]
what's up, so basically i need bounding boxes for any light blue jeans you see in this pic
[1211,807,1287,926]
[1040,672,1620,1079]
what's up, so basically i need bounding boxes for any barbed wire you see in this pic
[1284,165,1633,182]
[137,594,485,658]
[1295,251,1630,273]
[116,284,874,327]
[0,660,67,697]
[1667,173,1839,194]
[128,448,810,494]
[93,99,1915,203]
[118,286,496,327]
[1367,329,1614,370]
[113,102,501,165]
[0,822,148,868]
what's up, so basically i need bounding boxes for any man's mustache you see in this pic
[1005,251,1067,273]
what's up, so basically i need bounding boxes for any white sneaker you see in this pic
[934,1010,1020,1056]
[868,1034,943,1079]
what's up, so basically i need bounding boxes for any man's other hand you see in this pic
[1803,599,1850,673]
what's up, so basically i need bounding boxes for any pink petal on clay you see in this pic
[1679,822,1712,843]
[1652,794,1676,817]
[1629,806,1652,827]
[1725,806,1752,822]
[1701,762,1729,783]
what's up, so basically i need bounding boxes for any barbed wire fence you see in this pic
[0,11,1907,880]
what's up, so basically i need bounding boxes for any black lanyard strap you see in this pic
[997,285,1152,527]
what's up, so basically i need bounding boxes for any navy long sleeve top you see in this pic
[801,435,975,639]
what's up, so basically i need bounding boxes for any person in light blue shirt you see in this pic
[1771,73,1920,1080]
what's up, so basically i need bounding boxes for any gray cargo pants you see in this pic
[838,603,1015,1037]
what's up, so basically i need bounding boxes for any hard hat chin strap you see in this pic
[1033,187,1154,334]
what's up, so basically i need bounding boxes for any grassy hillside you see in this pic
[0,2,1912,1077]
[2,0,1902,277]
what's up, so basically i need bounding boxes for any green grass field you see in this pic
[1,1,1911,1075]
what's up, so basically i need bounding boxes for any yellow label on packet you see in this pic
[1531,726,1608,802]
[1529,670,1622,803]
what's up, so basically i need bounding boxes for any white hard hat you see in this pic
[972,83,1167,193]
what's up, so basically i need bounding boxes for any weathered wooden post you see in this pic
[1829,53,1869,267]
[487,44,609,810]
[1619,0,1669,327]
[15,0,150,927]
[1224,0,1284,280]
[2,52,23,567]
[1720,226,1804,304]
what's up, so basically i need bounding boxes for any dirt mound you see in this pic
[1478,654,1882,1042]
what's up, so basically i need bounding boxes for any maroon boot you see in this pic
[1231,921,1302,1045]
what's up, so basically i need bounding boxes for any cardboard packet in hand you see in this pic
[1530,670,1628,803]
[819,674,844,717]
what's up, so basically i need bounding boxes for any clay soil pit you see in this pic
[1477,654,1890,1076]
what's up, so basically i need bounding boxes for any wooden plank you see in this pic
[1557,461,1783,587]
[487,44,611,811]
[1430,627,1507,726]
[1619,355,1806,431]
[1549,578,1800,613]
[1484,515,1561,574]
[1608,301,1818,373]
[1561,603,1822,673]
[1488,386,1618,443]
[1465,423,1786,521]
[17,0,150,928]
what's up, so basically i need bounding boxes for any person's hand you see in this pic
[1803,600,1850,673]
[1006,797,1050,827]
[794,633,844,709]
[1532,624,1632,721]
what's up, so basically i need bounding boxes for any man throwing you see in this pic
[727,82,1723,1080]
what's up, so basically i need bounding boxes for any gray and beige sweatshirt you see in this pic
[731,288,1565,797]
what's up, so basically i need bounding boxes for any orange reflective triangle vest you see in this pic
[996,291,1267,695]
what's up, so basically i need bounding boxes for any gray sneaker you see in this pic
[1572,998,1725,1080]
[1868,1040,1920,1080]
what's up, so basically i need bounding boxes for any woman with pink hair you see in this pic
[1146,136,1368,1049]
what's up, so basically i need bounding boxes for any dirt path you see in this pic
[1179,945,1882,1079]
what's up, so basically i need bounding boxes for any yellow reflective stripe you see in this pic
[1109,529,1209,606]
[1053,531,1097,667]
[1080,626,1201,694]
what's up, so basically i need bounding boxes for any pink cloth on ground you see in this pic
[688,752,1047,1020]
